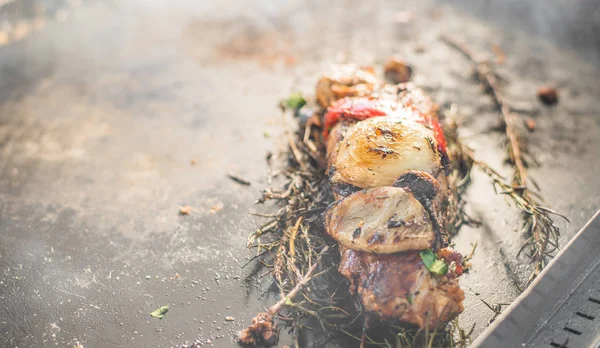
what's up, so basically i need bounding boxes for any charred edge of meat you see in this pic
[393,171,440,204]
[330,177,362,197]
[393,171,445,250]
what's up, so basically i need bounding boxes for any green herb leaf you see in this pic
[419,249,448,275]
[419,249,436,269]
[284,92,306,110]
[407,293,413,304]
[150,305,169,319]
[430,259,448,275]
[285,297,293,306]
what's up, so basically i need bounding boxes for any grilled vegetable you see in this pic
[329,115,446,189]
[325,186,434,253]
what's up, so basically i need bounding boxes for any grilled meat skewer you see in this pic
[320,65,464,331]
[239,64,465,347]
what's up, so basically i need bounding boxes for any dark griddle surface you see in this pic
[0,1,599,347]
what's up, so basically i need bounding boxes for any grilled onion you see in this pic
[325,186,433,253]
[330,116,445,189]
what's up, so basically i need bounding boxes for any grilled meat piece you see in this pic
[238,313,278,346]
[325,186,434,253]
[339,248,464,328]
[316,64,378,107]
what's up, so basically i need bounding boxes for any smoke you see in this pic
[443,0,600,63]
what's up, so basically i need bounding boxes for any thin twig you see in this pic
[267,246,329,316]
[441,35,566,283]
[289,217,303,261]
[227,172,251,186]
[440,35,527,185]
[480,299,510,324]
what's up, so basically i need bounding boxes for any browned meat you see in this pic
[339,248,464,328]
[316,64,378,107]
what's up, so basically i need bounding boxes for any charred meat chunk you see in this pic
[339,248,464,328]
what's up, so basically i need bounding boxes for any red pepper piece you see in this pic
[425,116,447,155]
[323,97,448,158]
[323,98,388,137]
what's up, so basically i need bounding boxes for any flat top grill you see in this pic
[0,1,599,347]
[476,211,600,347]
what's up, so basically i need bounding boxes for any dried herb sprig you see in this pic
[467,147,566,284]
[240,103,340,345]
[442,116,479,237]
[441,35,567,284]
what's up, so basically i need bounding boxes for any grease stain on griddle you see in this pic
[182,18,298,67]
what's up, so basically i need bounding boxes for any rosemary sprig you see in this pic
[443,117,479,237]
[441,35,568,284]
[467,147,566,284]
